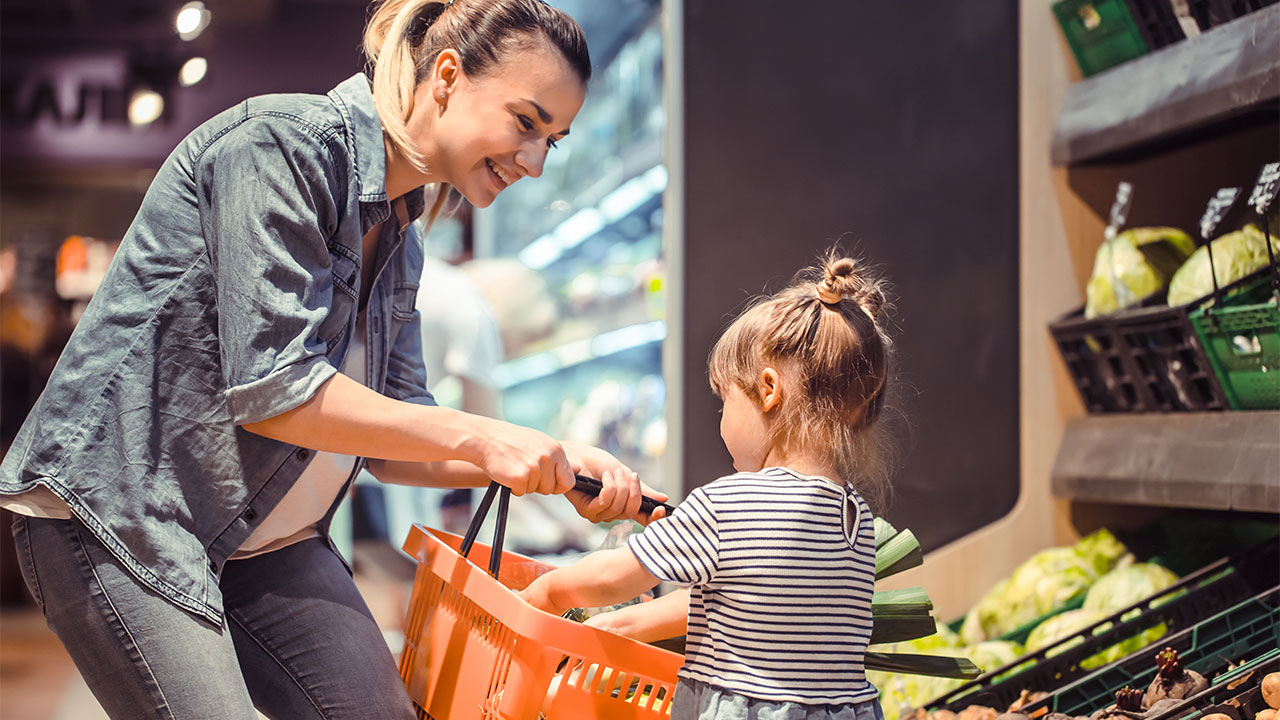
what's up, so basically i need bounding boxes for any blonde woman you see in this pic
[0,1,664,717]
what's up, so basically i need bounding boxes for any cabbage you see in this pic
[1083,563,1180,616]
[1167,225,1280,307]
[1026,608,1104,654]
[959,549,1099,645]
[871,623,965,720]
[1085,227,1196,319]
[1074,528,1130,576]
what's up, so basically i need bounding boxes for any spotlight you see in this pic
[179,57,208,86]
[176,2,211,41]
[128,89,165,125]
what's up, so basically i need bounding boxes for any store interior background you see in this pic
[2,0,1277,717]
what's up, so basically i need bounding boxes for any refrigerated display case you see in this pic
[470,7,669,556]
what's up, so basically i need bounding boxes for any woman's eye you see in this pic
[517,115,534,131]
[547,137,559,150]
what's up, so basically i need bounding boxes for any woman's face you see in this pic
[409,40,586,208]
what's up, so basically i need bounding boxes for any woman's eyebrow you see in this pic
[514,99,571,136]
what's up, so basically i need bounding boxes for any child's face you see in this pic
[719,385,771,472]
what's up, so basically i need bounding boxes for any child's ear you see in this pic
[759,367,782,413]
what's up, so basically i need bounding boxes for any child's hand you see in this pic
[518,576,559,614]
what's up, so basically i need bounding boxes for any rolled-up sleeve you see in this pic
[196,117,343,425]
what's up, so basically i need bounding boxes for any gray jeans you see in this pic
[12,515,416,720]
[673,678,887,720]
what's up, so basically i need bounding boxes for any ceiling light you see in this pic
[179,57,208,86]
[128,89,165,126]
[176,2,211,41]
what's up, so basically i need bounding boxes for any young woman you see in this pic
[1,1,663,717]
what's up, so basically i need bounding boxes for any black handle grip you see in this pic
[573,474,676,516]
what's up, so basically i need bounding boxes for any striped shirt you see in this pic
[628,467,879,705]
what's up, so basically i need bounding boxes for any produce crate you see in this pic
[1145,651,1279,720]
[1110,302,1230,411]
[1019,585,1280,716]
[1052,0,1150,77]
[1190,274,1280,410]
[930,539,1280,713]
[1049,309,1152,413]
[1185,0,1279,32]
[1126,0,1188,49]
[399,524,682,719]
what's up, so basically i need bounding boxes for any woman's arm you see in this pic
[519,547,661,614]
[584,588,690,643]
[242,373,573,497]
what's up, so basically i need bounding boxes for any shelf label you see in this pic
[1248,162,1280,215]
[1199,187,1240,240]
[1104,182,1133,241]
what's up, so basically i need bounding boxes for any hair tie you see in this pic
[816,282,842,305]
[445,0,455,6]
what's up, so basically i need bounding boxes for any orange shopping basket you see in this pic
[399,481,684,719]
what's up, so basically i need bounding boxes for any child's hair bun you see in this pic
[818,256,884,321]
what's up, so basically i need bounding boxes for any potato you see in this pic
[1255,709,1276,720]
[1200,714,1232,720]
[1264,673,1280,710]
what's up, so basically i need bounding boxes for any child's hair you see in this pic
[708,250,897,510]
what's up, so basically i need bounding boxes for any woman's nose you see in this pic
[516,142,548,179]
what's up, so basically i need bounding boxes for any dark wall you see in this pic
[679,0,1021,551]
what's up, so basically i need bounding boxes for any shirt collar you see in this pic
[328,73,426,225]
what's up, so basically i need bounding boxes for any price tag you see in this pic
[1199,187,1240,240]
[1104,182,1133,240]
[1248,162,1280,215]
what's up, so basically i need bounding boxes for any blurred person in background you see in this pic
[0,1,666,718]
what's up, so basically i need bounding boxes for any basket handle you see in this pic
[458,480,510,577]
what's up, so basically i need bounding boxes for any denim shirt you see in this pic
[0,73,435,625]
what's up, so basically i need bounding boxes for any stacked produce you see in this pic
[898,648,1278,720]
[1166,225,1280,306]
[874,530,1190,720]
[1084,228,1195,318]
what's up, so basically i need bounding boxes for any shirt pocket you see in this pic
[327,240,360,301]
[391,282,418,322]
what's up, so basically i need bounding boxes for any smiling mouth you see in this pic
[485,158,515,189]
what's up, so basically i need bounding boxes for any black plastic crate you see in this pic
[928,540,1280,713]
[1186,0,1279,31]
[1020,585,1280,716]
[1126,0,1188,49]
[1050,310,1152,412]
[1111,303,1230,411]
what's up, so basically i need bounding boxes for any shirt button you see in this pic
[244,507,258,521]
[296,449,309,461]
[209,559,218,574]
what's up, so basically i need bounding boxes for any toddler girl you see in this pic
[520,252,896,720]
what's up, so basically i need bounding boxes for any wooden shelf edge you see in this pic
[1051,5,1280,166]
[1050,411,1280,513]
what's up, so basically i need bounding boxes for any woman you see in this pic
[0,1,663,717]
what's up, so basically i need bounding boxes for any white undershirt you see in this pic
[230,314,369,560]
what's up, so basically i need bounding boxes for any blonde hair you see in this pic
[708,250,898,510]
[363,0,590,186]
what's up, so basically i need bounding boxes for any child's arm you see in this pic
[584,588,690,643]
[520,547,660,615]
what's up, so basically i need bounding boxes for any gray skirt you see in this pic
[671,678,886,720]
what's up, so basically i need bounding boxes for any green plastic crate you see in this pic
[1022,586,1280,717]
[1052,0,1150,77]
[1190,276,1280,410]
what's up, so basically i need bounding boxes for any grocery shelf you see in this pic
[1050,5,1279,166]
[1050,411,1280,512]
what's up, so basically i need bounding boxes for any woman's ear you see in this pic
[759,367,782,413]
[431,48,462,101]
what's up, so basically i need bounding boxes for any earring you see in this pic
[438,92,446,101]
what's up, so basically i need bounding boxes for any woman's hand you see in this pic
[472,417,575,497]
[561,441,669,525]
